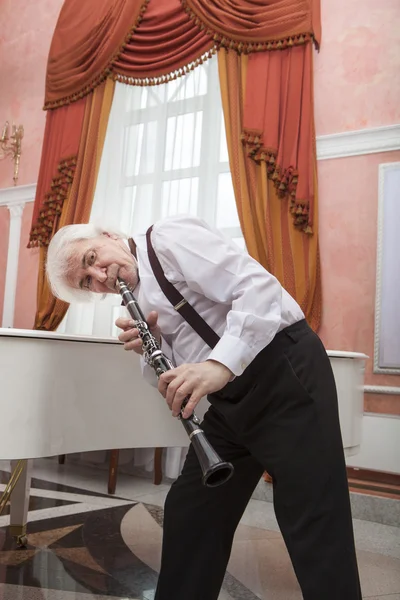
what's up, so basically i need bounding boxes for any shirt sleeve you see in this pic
[151,215,290,376]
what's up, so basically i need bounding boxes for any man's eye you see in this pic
[85,276,92,290]
[88,251,96,266]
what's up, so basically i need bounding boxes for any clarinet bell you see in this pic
[182,417,234,487]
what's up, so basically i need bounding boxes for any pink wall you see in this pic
[314,0,400,134]
[0,0,64,186]
[0,0,399,415]
[0,0,63,326]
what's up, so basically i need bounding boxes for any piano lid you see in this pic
[0,328,369,358]
[0,327,119,345]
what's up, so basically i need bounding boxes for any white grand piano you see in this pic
[0,327,368,545]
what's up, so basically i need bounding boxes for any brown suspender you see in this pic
[127,237,137,258]
[143,225,220,350]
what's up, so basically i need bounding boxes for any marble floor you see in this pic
[0,459,399,600]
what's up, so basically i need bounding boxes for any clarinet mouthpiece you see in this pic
[115,278,125,293]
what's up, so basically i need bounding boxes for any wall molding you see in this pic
[364,385,400,396]
[0,128,398,204]
[316,124,400,161]
[0,127,396,208]
[364,412,400,420]
[0,183,36,207]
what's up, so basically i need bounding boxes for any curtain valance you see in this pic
[183,0,320,50]
[44,0,319,108]
[113,0,214,85]
[45,0,149,108]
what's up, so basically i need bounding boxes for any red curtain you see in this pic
[242,43,315,232]
[183,0,320,233]
[33,79,115,330]
[29,99,86,247]
[45,0,149,108]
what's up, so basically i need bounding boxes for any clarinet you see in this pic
[116,278,234,487]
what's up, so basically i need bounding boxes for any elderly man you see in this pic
[47,214,361,600]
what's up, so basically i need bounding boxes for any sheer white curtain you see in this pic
[58,55,243,479]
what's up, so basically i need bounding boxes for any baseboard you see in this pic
[252,471,399,527]
[347,467,400,487]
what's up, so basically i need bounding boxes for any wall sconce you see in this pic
[0,121,24,186]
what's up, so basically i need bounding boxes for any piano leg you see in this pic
[108,450,119,495]
[9,459,32,547]
[107,448,164,494]
[153,447,163,485]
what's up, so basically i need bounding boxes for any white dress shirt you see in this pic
[132,215,304,382]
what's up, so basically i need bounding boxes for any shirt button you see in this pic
[241,362,247,370]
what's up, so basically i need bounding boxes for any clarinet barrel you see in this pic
[116,278,234,487]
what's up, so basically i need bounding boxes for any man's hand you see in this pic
[158,360,232,419]
[116,311,161,355]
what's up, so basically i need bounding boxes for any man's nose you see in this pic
[87,265,107,283]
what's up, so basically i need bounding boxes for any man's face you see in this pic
[66,233,138,295]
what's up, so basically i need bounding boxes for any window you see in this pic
[117,56,242,241]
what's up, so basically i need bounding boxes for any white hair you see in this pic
[46,222,127,304]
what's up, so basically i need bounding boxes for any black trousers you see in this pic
[155,320,362,600]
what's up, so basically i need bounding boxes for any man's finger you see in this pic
[147,311,159,327]
[158,370,177,397]
[115,317,132,330]
[171,384,192,417]
[124,338,142,352]
[159,369,179,384]
[166,376,187,409]
[181,395,200,419]
[118,328,138,343]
